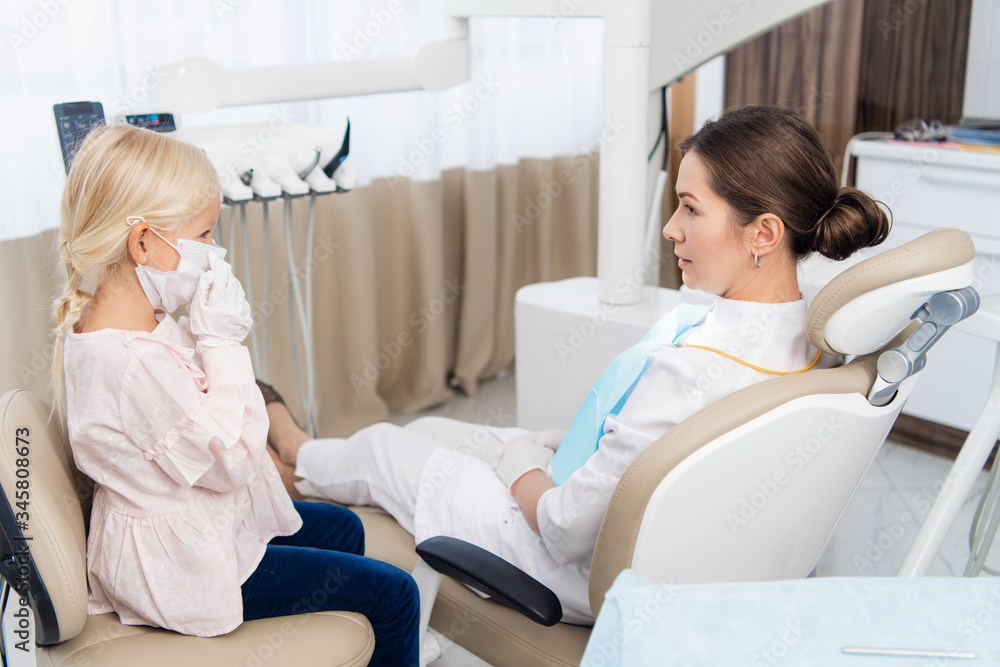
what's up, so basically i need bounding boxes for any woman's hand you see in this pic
[494,435,555,489]
[494,434,557,533]
[510,470,556,534]
[531,429,566,451]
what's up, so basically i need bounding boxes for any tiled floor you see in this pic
[390,371,1000,580]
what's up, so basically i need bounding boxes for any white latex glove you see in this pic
[494,434,555,490]
[487,429,565,467]
[188,253,253,350]
[531,429,567,451]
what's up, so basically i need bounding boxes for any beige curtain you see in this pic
[1,230,61,403]
[1,156,598,437]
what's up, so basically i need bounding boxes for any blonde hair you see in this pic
[51,124,219,420]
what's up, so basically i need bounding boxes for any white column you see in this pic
[597,0,652,305]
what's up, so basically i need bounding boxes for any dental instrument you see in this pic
[239,203,261,374]
[170,119,350,434]
[284,136,355,438]
[322,118,352,190]
[260,153,318,438]
[258,199,272,383]
[282,195,318,437]
[843,646,1000,660]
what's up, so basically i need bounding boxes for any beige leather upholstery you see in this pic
[0,389,374,666]
[807,227,975,354]
[350,228,976,666]
[588,345,888,616]
[0,391,87,644]
[38,610,373,667]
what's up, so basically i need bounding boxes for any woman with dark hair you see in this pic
[264,105,891,625]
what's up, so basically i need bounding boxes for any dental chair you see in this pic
[0,390,375,666]
[349,227,980,667]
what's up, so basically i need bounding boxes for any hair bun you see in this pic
[811,187,891,261]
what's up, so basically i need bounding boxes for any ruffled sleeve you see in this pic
[119,338,267,493]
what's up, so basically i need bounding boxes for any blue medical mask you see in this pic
[127,217,226,313]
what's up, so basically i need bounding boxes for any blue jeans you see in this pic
[241,500,420,666]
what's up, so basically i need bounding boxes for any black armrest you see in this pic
[415,535,563,626]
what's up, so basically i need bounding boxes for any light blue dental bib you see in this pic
[549,303,712,485]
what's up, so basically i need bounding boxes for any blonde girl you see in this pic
[52,124,418,665]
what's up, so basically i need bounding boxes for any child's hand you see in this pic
[189,254,253,349]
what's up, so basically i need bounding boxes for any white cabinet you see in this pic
[853,140,1000,431]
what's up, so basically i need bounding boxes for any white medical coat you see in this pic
[407,296,813,624]
[298,296,813,625]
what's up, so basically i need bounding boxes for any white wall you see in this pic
[964,0,1000,121]
[694,55,726,131]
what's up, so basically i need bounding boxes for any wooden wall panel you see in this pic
[724,0,866,174]
[856,0,973,132]
[659,74,697,289]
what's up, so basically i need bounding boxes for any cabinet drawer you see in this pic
[852,141,1000,254]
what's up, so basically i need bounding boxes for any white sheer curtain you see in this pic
[0,0,603,241]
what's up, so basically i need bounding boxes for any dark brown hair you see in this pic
[678,105,890,260]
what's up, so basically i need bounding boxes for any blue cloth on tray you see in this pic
[583,570,1000,666]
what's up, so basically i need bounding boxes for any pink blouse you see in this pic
[63,314,302,637]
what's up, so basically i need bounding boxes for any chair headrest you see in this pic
[806,228,976,356]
